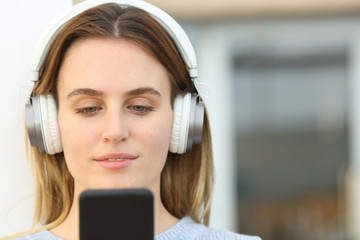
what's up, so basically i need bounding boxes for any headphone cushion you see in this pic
[169,95,182,153]
[169,94,191,154]
[40,95,62,154]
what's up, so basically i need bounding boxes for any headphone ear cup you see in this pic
[26,94,62,155]
[169,93,205,154]
[169,94,192,154]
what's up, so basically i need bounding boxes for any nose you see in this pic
[101,109,129,143]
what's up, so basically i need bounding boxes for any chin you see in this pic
[95,181,140,190]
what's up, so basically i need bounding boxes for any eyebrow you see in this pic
[125,87,162,98]
[67,88,103,99]
[66,87,162,99]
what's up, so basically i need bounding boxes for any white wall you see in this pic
[0,0,72,237]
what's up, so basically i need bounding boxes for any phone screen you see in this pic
[79,188,154,240]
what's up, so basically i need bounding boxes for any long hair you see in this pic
[29,3,214,228]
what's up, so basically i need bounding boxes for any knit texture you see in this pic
[155,217,261,240]
[14,217,261,240]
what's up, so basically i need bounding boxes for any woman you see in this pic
[10,0,261,239]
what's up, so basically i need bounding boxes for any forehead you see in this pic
[57,38,170,95]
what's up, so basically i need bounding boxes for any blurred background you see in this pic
[1,0,360,239]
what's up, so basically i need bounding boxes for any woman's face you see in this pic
[57,38,173,194]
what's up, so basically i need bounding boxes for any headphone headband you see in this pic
[30,0,198,82]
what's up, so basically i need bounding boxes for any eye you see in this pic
[75,106,102,116]
[132,106,146,111]
[129,105,154,114]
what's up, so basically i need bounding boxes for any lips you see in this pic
[96,153,138,161]
[94,153,138,169]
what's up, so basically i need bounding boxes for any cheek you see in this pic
[139,114,173,153]
[57,111,96,155]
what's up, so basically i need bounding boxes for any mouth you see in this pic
[95,153,138,169]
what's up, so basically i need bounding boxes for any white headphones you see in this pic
[25,0,204,155]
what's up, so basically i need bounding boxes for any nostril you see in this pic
[104,135,123,143]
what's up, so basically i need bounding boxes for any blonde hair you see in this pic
[28,2,214,231]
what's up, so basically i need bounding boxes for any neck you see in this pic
[50,188,178,240]
[50,190,79,240]
[153,191,179,234]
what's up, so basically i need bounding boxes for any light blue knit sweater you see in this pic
[13,217,261,240]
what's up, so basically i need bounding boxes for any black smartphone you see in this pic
[79,188,154,240]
